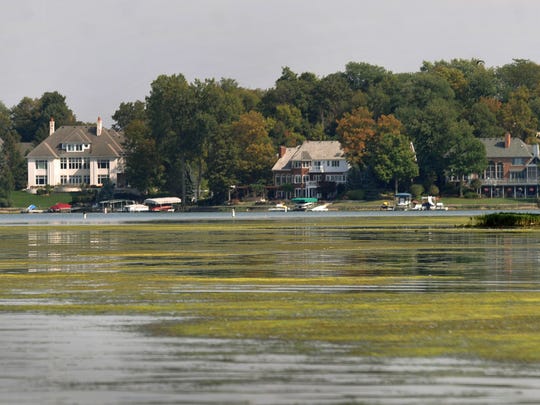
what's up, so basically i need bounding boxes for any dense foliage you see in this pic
[2,58,540,203]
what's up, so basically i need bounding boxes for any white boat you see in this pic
[143,197,182,212]
[21,204,44,213]
[123,203,150,212]
[309,204,330,212]
[268,203,288,212]
[420,196,448,211]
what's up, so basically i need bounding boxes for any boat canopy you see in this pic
[291,197,318,204]
[143,197,182,205]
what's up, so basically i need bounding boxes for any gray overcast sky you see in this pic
[2,0,540,126]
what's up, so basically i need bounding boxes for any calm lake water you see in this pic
[1,211,540,404]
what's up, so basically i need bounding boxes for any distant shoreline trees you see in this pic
[2,58,540,203]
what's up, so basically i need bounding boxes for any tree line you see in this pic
[2,58,540,205]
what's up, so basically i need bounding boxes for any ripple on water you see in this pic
[1,313,540,404]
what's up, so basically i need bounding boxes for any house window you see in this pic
[60,158,67,169]
[331,160,340,167]
[302,175,309,183]
[98,174,109,184]
[60,175,68,185]
[302,161,310,168]
[65,143,90,152]
[68,158,90,169]
[486,161,503,179]
[35,175,47,185]
[294,175,301,184]
[35,160,47,170]
[512,158,525,165]
[69,175,82,185]
[83,175,90,184]
[98,160,110,169]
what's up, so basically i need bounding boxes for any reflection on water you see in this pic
[2,216,540,403]
[2,221,540,290]
[2,313,540,405]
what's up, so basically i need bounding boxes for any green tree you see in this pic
[123,119,163,194]
[500,86,538,142]
[10,97,39,142]
[34,92,77,143]
[368,115,418,194]
[467,97,505,138]
[112,100,146,131]
[445,128,487,197]
[146,74,195,202]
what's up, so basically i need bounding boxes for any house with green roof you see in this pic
[477,132,540,198]
[26,117,126,193]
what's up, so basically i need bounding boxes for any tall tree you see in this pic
[34,92,76,143]
[336,107,376,168]
[500,86,538,142]
[123,119,162,194]
[229,111,275,185]
[146,74,195,202]
[368,115,419,194]
[445,128,487,197]
[112,100,146,131]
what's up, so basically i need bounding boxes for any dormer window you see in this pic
[62,143,90,152]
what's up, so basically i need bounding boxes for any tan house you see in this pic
[26,117,126,193]
[272,140,350,199]
[477,132,539,198]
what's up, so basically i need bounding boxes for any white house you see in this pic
[271,140,350,199]
[26,117,126,192]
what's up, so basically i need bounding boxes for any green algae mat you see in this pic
[1,215,540,362]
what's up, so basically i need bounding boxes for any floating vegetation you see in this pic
[473,212,540,228]
[1,216,540,363]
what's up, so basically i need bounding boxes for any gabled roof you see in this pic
[480,137,533,159]
[26,125,125,159]
[272,141,345,171]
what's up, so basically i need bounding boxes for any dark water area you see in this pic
[1,212,540,403]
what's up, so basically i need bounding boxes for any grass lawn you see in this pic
[10,190,74,210]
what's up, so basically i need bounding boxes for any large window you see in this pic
[68,157,89,169]
[69,175,82,185]
[35,175,47,185]
[98,174,109,184]
[60,158,67,169]
[35,160,47,170]
[97,160,110,169]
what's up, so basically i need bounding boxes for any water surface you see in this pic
[1,212,540,403]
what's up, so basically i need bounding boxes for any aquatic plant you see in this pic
[473,212,540,227]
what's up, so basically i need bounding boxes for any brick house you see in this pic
[477,132,540,198]
[271,141,350,200]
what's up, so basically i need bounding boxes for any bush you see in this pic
[464,191,480,199]
[0,198,12,207]
[410,184,424,199]
[346,189,365,200]
[428,184,440,196]
[474,212,540,227]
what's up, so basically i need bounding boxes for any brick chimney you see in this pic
[505,132,511,148]
[49,117,55,136]
[97,116,103,136]
[279,145,287,158]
